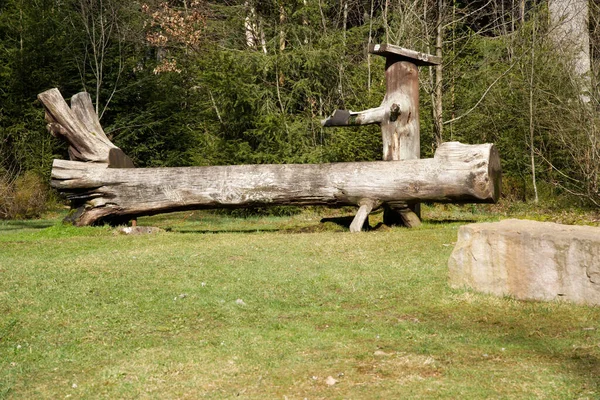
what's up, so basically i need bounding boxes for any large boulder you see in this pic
[448,219,600,305]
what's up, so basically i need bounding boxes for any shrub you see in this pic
[0,170,49,219]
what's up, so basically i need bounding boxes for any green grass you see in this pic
[1,205,600,399]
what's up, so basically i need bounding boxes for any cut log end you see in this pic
[488,144,502,203]
[434,142,502,203]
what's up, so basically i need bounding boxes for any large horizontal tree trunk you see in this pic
[52,142,501,227]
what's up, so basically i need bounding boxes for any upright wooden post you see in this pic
[371,44,439,227]
[379,57,420,161]
[322,44,440,227]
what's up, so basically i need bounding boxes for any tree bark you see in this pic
[548,0,591,100]
[41,88,500,230]
[51,142,501,226]
[350,198,381,233]
[279,2,286,51]
[529,16,539,203]
[375,45,425,227]
[434,0,444,146]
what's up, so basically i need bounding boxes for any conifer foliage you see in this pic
[0,0,598,214]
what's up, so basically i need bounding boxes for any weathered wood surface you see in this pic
[51,142,501,226]
[321,45,427,161]
[379,49,423,226]
[321,44,437,227]
[380,59,420,162]
[349,198,381,233]
[368,43,441,66]
[38,88,134,167]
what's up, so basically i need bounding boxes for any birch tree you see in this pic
[70,0,129,118]
[548,0,591,101]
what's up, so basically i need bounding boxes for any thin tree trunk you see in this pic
[519,0,525,24]
[548,0,591,101]
[383,0,389,43]
[338,0,347,101]
[19,6,23,54]
[529,17,539,203]
[367,0,374,92]
[244,1,256,48]
[511,0,515,32]
[244,1,266,54]
[302,0,308,44]
[450,0,456,140]
[279,3,286,52]
[318,0,327,33]
[75,0,122,119]
[434,0,444,145]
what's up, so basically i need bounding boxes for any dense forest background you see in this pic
[0,0,599,218]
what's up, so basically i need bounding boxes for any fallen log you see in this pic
[51,141,501,227]
[39,88,501,230]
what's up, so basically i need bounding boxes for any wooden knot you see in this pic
[390,103,401,122]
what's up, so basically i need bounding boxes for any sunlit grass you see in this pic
[1,206,599,399]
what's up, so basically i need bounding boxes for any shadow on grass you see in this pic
[320,216,478,230]
[167,221,351,234]
[431,295,600,393]
[172,227,281,234]
[0,220,55,232]
[320,216,354,229]
[319,216,382,231]
[425,219,478,225]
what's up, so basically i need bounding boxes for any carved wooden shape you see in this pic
[368,44,441,66]
[321,44,441,227]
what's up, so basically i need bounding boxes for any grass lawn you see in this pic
[1,205,600,399]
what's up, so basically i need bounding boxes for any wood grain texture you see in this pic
[51,142,501,226]
[320,50,425,226]
[349,198,381,233]
[381,59,422,226]
[38,88,134,167]
[368,44,441,66]
[381,60,420,162]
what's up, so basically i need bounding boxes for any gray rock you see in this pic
[116,226,162,235]
[448,219,600,305]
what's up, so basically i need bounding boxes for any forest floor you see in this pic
[1,204,600,399]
